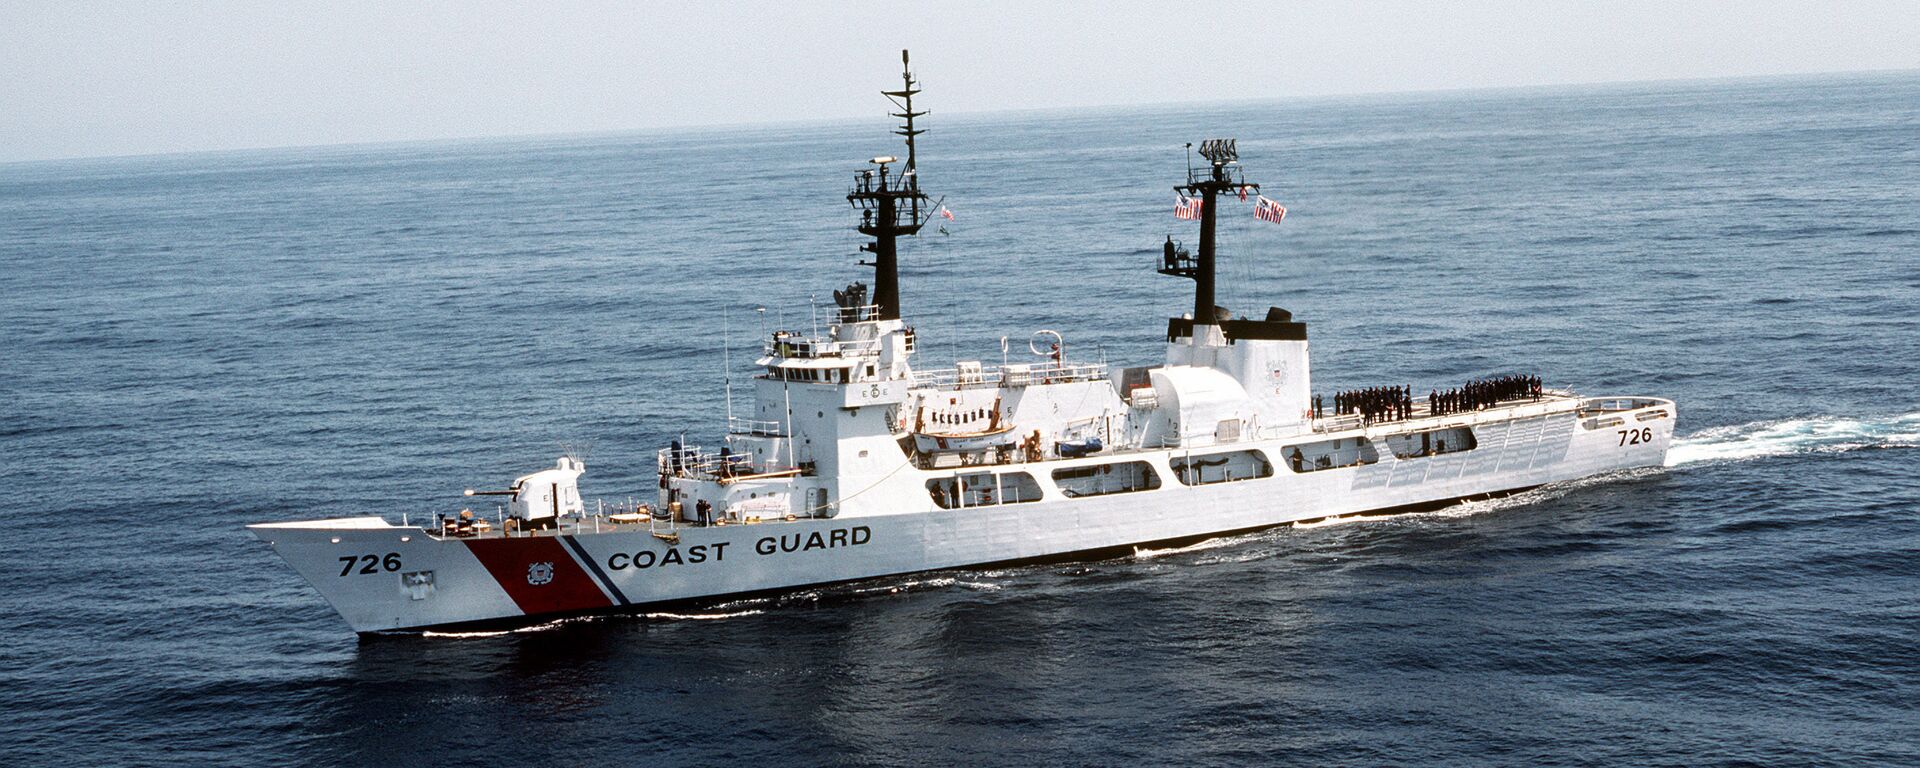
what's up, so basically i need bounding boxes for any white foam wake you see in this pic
[846,575,1005,595]
[417,615,588,638]
[643,609,766,621]
[1132,529,1274,559]
[1292,513,1397,529]
[1666,410,1920,467]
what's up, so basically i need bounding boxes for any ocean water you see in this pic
[3,72,1918,766]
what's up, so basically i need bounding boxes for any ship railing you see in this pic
[1311,413,1365,433]
[727,417,787,437]
[833,304,882,323]
[1188,163,1247,187]
[576,497,677,532]
[657,444,799,481]
[1579,396,1661,413]
[1154,250,1198,278]
[914,361,1110,389]
[763,335,882,359]
[1306,397,1435,433]
[1304,390,1584,433]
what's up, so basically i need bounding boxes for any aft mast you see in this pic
[847,49,933,322]
[1160,138,1257,333]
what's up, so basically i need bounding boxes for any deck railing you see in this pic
[914,361,1109,389]
[727,417,786,437]
[834,304,881,323]
[764,335,882,359]
[657,444,793,480]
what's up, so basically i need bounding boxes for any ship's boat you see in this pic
[912,424,1018,454]
[249,51,1676,634]
[911,393,1016,453]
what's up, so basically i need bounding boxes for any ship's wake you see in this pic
[416,615,599,638]
[1666,410,1920,467]
[1132,530,1273,559]
[642,609,767,621]
[844,575,1006,595]
[1291,513,1398,529]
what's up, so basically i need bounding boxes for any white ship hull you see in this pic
[249,59,1679,635]
[251,398,1673,633]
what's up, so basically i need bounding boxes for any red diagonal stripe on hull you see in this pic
[462,536,612,616]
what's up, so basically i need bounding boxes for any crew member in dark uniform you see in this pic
[1163,236,1177,270]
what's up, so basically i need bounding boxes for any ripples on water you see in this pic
[3,73,1918,766]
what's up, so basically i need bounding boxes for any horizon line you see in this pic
[4,66,1914,168]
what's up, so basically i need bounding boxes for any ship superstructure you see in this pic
[251,52,1675,634]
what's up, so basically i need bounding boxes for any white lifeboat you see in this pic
[911,396,1016,453]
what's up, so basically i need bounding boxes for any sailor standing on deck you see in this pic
[1164,236,1177,270]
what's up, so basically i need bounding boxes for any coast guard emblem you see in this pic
[526,561,555,586]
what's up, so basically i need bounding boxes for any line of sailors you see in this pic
[1430,374,1542,416]
[1322,385,1414,425]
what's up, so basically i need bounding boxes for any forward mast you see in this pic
[847,49,933,322]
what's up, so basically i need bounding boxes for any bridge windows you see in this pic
[928,471,1042,509]
[1052,461,1161,498]
[771,366,851,384]
[1170,449,1273,486]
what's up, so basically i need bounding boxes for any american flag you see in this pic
[1174,194,1203,220]
[939,205,955,221]
[1254,195,1287,224]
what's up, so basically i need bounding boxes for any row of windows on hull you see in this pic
[924,427,1482,509]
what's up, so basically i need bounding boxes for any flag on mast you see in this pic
[1174,194,1203,220]
[939,205,955,221]
[1254,195,1287,224]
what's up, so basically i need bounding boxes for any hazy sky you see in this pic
[4,1,1918,162]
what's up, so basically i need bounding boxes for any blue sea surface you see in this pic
[3,72,1918,766]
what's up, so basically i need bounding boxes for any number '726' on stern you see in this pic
[249,52,1674,635]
